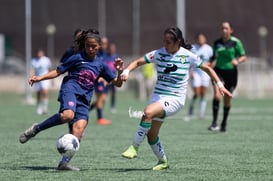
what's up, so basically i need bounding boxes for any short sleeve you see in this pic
[144,50,157,63]
[100,62,116,83]
[235,40,246,56]
[57,54,78,74]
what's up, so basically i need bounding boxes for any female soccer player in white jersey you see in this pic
[185,33,213,120]
[31,49,52,115]
[120,26,232,170]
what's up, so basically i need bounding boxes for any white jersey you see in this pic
[31,56,51,76]
[144,47,203,98]
[190,43,213,87]
[32,56,51,91]
[191,43,213,73]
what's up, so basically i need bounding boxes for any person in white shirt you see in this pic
[120,27,232,170]
[185,33,213,120]
[31,49,52,114]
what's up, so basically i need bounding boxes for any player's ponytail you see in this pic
[164,26,192,50]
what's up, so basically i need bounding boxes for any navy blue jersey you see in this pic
[105,53,119,74]
[97,50,108,61]
[57,52,116,102]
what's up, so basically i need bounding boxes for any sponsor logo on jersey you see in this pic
[163,63,178,73]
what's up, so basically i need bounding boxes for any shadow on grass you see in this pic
[21,166,151,172]
[22,166,56,171]
[91,168,151,172]
[21,166,90,172]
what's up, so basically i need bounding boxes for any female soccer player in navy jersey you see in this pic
[120,27,232,170]
[19,29,124,171]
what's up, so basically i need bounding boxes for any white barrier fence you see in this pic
[0,57,272,99]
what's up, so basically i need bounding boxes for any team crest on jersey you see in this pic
[148,53,154,60]
[68,101,75,107]
[176,55,189,64]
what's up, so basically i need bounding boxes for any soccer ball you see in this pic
[56,134,80,157]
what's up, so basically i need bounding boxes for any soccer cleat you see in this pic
[198,114,205,120]
[121,145,138,159]
[96,118,111,125]
[183,115,192,122]
[110,108,117,114]
[19,123,38,144]
[220,127,227,133]
[208,124,220,131]
[57,162,80,171]
[152,160,169,171]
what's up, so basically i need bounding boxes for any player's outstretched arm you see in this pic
[120,57,146,81]
[29,69,61,86]
[201,63,232,97]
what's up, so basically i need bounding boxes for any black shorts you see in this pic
[213,67,238,93]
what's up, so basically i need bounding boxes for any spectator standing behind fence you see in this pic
[207,21,246,132]
[184,33,213,121]
[31,48,52,115]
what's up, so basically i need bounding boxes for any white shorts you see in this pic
[34,80,50,91]
[149,94,186,121]
[191,71,210,88]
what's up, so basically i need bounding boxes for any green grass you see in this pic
[0,91,272,181]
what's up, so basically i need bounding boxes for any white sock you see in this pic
[132,121,151,148]
[42,99,48,113]
[60,155,73,164]
[36,102,43,115]
[149,137,167,162]
[199,98,207,118]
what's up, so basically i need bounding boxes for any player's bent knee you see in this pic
[143,110,154,120]
[61,111,75,123]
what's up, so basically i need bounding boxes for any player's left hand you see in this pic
[114,58,124,73]
[219,87,233,97]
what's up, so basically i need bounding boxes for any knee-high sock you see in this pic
[60,155,73,164]
[42,99,48,113]
[188,95,197,115]
[60,136,80,164]
[149,137,167,162]
[97,108,102,119]
[35,113,63,133]
[111,88,116,108]
[199,98,207,118]
[132,120,151,148]
[221,106,230,128]
[212,99,220,125]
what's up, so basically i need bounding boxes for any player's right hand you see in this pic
[28,76,41,86]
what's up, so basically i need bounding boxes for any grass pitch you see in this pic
[0,91,272,181]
